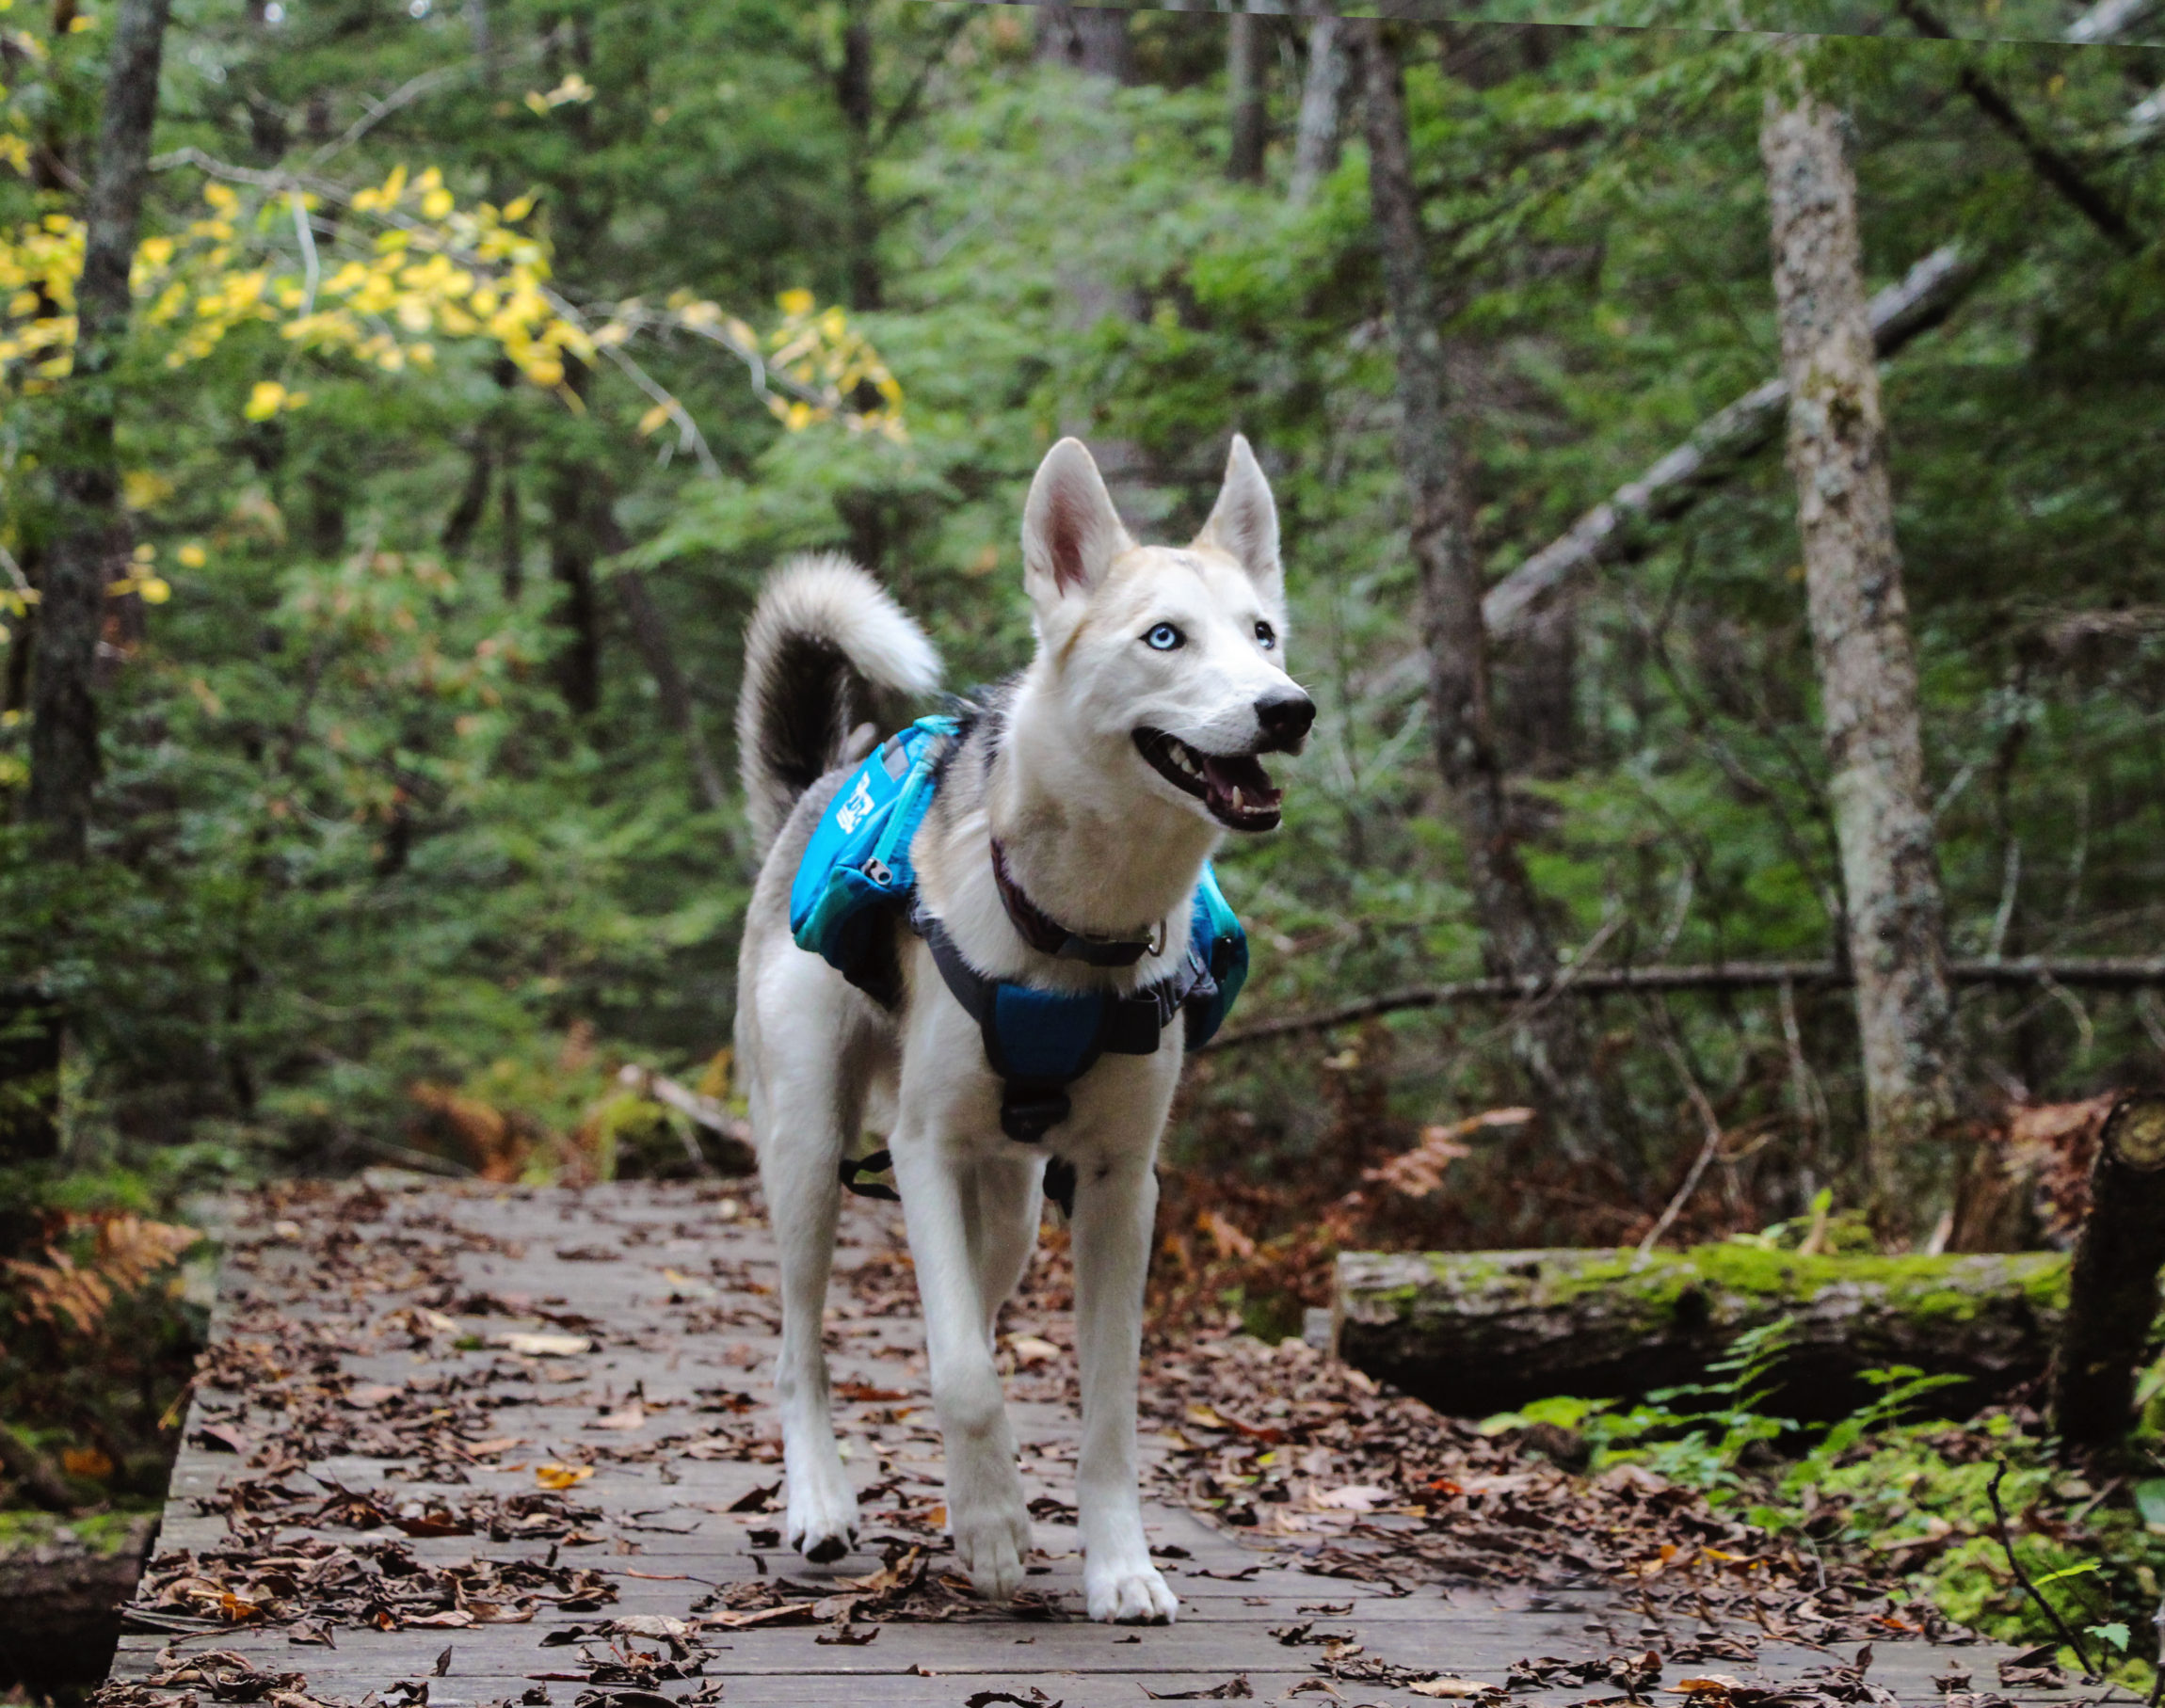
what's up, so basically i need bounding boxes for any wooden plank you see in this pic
[108,1179,2077,1703]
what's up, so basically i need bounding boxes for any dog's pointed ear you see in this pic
[1193,433,1281,599]
[1022,438,1132,606]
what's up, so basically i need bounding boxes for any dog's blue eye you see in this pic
[1255,621,1276,651]
[1144,623,1183,651]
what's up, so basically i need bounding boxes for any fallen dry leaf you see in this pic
[493,1330,591,1356]
[534,1462,595,1491]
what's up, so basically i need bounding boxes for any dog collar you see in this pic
[990,839,1161,967]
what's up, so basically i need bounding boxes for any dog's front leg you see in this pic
[1072,1155,1178,1624]
[891,1136,1032,1604]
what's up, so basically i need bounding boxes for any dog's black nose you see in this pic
[1254,692,1316,752]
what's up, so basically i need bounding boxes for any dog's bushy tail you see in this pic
[736,553,940,857]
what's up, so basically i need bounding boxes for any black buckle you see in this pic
[1001,1085,1070,1143]
[839,1148,901,1202]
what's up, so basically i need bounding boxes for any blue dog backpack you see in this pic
[788,715,1249,1151]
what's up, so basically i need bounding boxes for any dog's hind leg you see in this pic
[1072,1153,1178,1623]
[891,1133,1032,1604]
[753,1015,865,1566]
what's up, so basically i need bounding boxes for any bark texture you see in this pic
[24,0,173,859]
[1227,12,1268,184]
[1357,24,1624,1176]
[1290,11,1347,203]
[1035,3,1132,83]
[1762,51,1962,1213]
[545,460,602,718]
[2049,1095,2165,1449]
[1335,1246,2070,1421]
[0,1513,155,1690]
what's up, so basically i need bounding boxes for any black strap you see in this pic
[839,1149,901,1202]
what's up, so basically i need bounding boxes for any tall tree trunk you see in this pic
[1760,43,1963,1224]
[24,0,172,860]
[546,461,602,718]
[1036,3,1132,83]
[1356,23,1626,1178]
[1290,11,1347,202]
[1227,12,1269,184]
[835,0,882,311]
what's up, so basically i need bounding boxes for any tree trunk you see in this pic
[1481,243,1981,644]
[1035,3,1132,83]
[1356,22,1627,1178]
[546,463,602,718]
[1290,11,1346,203]
[1334,1246,2069,1421]
[1227,11,1268,184]
[1761,45,1963,1222]
[593,503,728,813]
[2050,1095,2165,1451]
[835,0,882,311]
[24,0,172,861]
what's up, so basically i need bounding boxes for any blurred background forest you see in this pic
[3,0,2165,1661]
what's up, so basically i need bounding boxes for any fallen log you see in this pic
[616,1063,758,1175]
[2049,1094,2165,1450]
[1333,1245,2069,1422]
[0,1511,155,1690]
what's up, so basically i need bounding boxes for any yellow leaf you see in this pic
[61,1445,113,1480]
[177,542,207,569]
[243,380,286,421]
[523,91,551,116]
[137,577,170,605]
[635,402,671,437]
[776,287,814,318]
[534,1462,594,1491]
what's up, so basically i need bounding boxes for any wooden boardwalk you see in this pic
[106,1179,2080,1707]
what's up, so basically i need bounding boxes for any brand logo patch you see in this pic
[836,774,877,836]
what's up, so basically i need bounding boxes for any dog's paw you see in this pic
[1085,1556,1178,1624]
[952,1503,1031,1604]
[785,1464,858,1565]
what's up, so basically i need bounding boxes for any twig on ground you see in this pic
[1986,1461,2099,1679]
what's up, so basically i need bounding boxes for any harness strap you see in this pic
[914,910,1211,1144]
[839,1148,901,1202]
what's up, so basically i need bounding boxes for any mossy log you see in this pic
[0,1511,154,1688]
[1333,1246,2070,1421]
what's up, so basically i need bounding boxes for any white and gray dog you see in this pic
[731,435,1313,1623]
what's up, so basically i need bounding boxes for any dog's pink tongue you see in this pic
[1201,753,1282,817]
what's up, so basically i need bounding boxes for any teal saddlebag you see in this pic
[788,715,958,1007]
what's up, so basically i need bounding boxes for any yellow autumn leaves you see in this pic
[0,162,905,440]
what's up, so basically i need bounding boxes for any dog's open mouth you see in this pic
[1133,729,1284,832]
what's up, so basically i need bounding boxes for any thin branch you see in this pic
[1899,0,2142,254]
[1986,1462,2099,1679]
[1207,957,2165,1049]
[1637,1007,1728,1260]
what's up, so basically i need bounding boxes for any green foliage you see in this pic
[0,7,2159,1232]
[1491,1327,2162,1687]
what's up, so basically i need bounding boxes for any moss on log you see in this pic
[1333,1246,2070,1421]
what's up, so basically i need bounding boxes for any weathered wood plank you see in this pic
[107,1180,2073,1704]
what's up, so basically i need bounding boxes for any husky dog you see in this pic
[732,435,1312,1625]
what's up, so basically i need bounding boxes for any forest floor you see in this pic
[88,1176,2098,1708]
